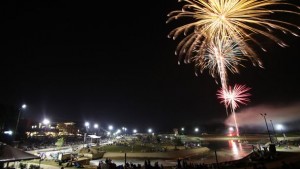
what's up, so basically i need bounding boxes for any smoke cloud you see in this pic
[224,102,300,131]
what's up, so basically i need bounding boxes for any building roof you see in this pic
[0,143,40,163]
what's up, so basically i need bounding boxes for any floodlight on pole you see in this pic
[276,124,285,141]
[276,124,284,131]
[260,113,272,143]
[43,118,50,126]
[14,104,27,140]
[270,120,278,143]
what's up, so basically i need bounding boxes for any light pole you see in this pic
[276,124,285,141]
[108,125,113,141]
[108,125,113,131]
[122,127,127,135]
[43,118,50,133]
[260,113,272,143]
[14,104,26,140]
[94,124,99,145]
[84,122,90,146]
[270,120,278,143]
[94,123,99,135]
[43,118,50,125]
[85,122,90,130]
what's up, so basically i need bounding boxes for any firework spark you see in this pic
[195,36,244,88]
[167,0,299,136]
[167,0,299,69]
[217,84,251,136]
[217,84,251,110]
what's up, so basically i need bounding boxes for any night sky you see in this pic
[1,1,300,132]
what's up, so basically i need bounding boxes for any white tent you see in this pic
[87,135,101,145]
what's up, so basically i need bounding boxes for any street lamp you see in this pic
[42,118,50,129]
[93,123,99,145]
[43,118,50,125]
[108,125,113,131]
[94,123,99,135]
[181,127,185,135]
[14,104,26,140]
[42,118,50,137]
[260,113,272,143]
[122,127,127,134]
[108,125,114,141]
[84,122,90,146]
[195,127,199,133]
[85,122,90,130]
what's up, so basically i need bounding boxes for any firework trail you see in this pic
[217,84,251,136]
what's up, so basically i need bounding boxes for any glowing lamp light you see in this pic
[276,124,284,130]
[148,128,152,133]
[195,128,199,132]
[43,118,50,125]
[108,125,113,130]
[133,129,137,133]
[4,130,13,135]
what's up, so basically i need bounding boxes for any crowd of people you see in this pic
[96,158,166,169]
[95,158,240,169]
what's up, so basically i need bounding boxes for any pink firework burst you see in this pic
[217,84,251,110]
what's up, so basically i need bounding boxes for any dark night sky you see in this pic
[1,0,300,132]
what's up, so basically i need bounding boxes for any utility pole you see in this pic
[260,113,272,143]
[270,120,278,143]
[14,104,26,141]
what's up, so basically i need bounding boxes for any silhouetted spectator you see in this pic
[177,159,182,168]
[281,161,290,169]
